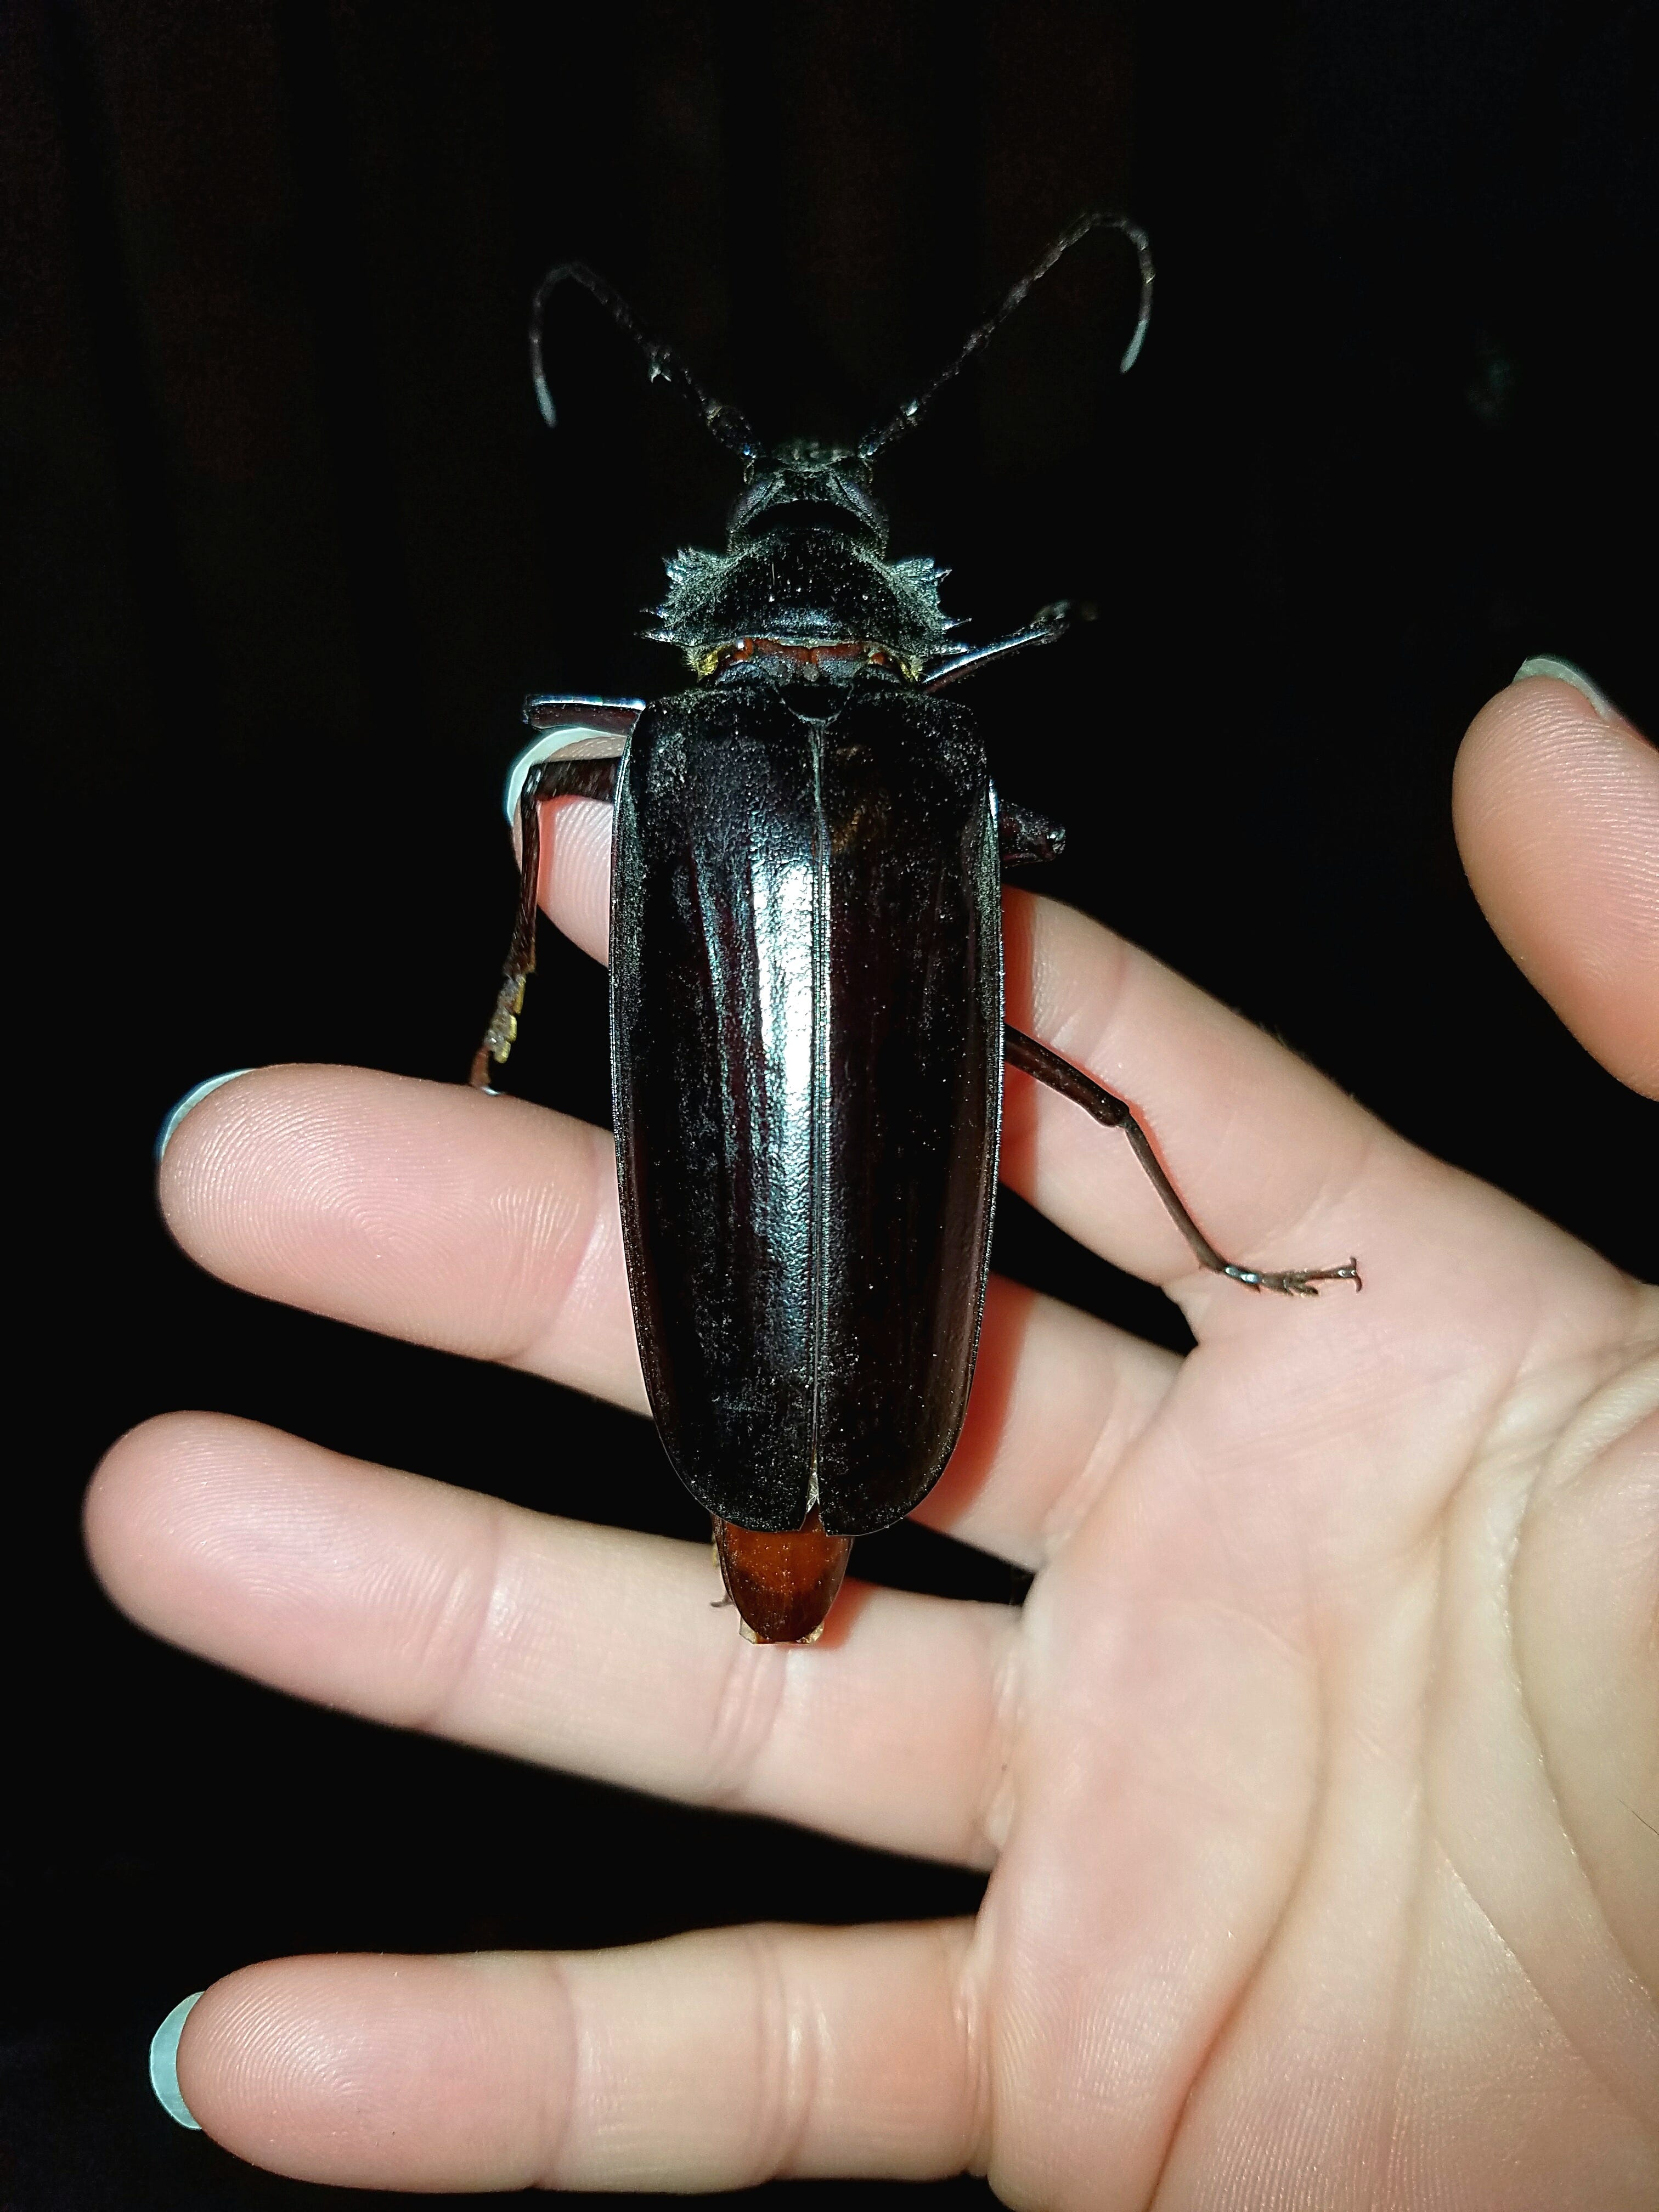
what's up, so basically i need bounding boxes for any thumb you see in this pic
[1453,659,1659,1099]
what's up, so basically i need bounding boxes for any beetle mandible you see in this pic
[473,213,1360,1645]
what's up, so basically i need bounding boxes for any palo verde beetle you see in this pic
[473,214,1359,1644]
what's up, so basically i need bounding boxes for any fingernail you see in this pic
[504,723,630,822]
[149,1991,204,2129]
[1512,656,1618,722]
[155,1071,254,1165]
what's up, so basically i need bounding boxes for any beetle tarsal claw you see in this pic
[1223,1256,1363,1297]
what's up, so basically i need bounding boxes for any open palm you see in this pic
[89,674,1657,2204]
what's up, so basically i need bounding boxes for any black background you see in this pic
[2,2,1652,2207]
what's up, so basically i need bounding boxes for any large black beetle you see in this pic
[473,216,1359,1643]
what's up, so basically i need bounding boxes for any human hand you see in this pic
[88,669,1657,2204]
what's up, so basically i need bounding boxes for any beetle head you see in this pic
[725,440,888,556]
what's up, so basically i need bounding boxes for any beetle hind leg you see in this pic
[1003,1023,1361,1295]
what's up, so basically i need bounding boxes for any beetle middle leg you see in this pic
[470,755,619,1088]
[922,601,1079,690]
[1003,1024,1361,1295]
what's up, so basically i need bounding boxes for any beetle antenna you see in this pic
[530,263,764,465]
[856,212,1153,463]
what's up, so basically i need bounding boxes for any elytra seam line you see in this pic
[806,727,830,1514]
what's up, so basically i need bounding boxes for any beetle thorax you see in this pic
[648,439,958,682]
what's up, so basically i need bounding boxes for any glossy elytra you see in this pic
[473,215,1359,1645]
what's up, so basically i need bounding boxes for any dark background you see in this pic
[2,2,1652,2206]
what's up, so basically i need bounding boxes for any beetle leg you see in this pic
[470,755,620,1089]
[999,798,1066,867]
[922,601,1078,690]
[1003,1023,1362,1296]
[521,693,644,737]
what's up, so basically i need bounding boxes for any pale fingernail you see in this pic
[155,1071,254,1164]
[504,724,628,822]
[149,1990,204,2129]
[1513,655,1619,722]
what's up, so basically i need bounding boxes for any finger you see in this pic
[531,789,611,962]
[1454,666,1659,1097]
[159,1067,1178,1564]
[159,1060,648,1412]
[173,1925,982,2193]
[913,1274,1177,1564]
[87,1414,1016,1865]
[533,792,1376,1305]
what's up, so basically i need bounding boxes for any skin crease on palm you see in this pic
[87,673,1657,2207]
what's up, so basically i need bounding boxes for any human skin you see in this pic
[87,672,1657,2205]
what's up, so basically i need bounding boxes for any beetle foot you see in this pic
[1222,1255,1362,1296]
[471,973,527,1088]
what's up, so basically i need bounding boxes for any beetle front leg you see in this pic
[922,600,1078,689]
[470,755,619,1089]
[999,798,1066,868]
[1003,1023,1361,1295]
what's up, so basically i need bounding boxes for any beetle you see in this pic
[472,213,1359,1644]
